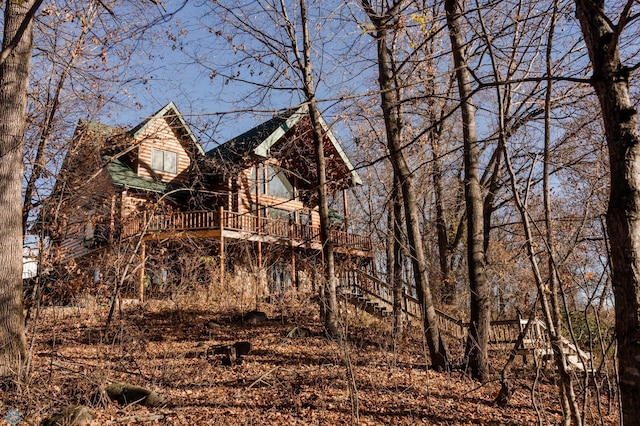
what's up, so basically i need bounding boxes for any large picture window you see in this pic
[267,165,294,199]
[249,165,266,194]
[152,148,177,174]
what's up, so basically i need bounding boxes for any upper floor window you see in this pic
[250,164,294,199]
[267,165,294,199]
[269,207,291,221]
[152,148,177,174]
[249,165,266,194]
[298,211,311,226]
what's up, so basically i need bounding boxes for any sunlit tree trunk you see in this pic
[444,0,490,382]
[362,0,449,370]
[574,1,640,423]
[296,0,340,337]
[0,0,41,382]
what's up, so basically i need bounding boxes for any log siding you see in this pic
[136,119,190,184]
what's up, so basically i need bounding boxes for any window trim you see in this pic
[151,148,178,174]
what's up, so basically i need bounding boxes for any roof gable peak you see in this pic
[130,102,204,156]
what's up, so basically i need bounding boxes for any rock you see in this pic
[221,346,237,366]
[233,341,252,356]
[286,327,312,338]
[204,319,223,329]
[43,405,93,426]
[105,382,163,407]
[242,310,267,324]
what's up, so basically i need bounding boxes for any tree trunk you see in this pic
[296,0,340,337]
[362,0,449,370]
[391,178,404,334]
[431,138,455,305]
[574,1,640,423]
[445,0,490,382]
[0,0,39,382]
[309,100,340,337]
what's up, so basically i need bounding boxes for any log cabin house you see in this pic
[43,102,373,303]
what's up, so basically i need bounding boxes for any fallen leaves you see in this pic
[6,299,619,425]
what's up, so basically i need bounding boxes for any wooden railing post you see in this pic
[139,242,146,302]
[219,206,225,290]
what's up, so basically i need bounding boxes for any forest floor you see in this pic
[2,295,619,425]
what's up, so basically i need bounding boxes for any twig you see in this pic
[104,414,165,424]
[245,366,280,390]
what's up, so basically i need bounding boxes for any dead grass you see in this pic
[2,295,619,425]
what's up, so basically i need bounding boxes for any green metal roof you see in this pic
[206,105,362,186]
[102,155,167,193]
[206,108,299,161]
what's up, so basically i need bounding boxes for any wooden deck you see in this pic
[121,209,373,255]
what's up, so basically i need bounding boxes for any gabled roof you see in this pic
[130,101,205,156]
[206,108,299,162]
[100,102,204,193]
[102,155,167,193]
[206,105,362,185]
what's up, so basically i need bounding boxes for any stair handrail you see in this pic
[342,268,469,337]
[520,318,593,372]
[339,268,592,357]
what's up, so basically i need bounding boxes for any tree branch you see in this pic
[0,0,45,66]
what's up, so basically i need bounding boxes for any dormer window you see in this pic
[152,148,177,174]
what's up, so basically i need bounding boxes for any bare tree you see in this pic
[200,0,352,336]
[444,0,490,381]
[0,0,43,382]
[574,1,640,423]
[361,0,450,370]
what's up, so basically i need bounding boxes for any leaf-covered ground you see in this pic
[2,297,619,425]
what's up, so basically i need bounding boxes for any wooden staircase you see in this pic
[337,268,593,373]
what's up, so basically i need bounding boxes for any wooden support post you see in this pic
[109,195,116,244]
[139,242,146,302]
[257,241,263,297]
[289,220,296,290]
[219,206,225,290]
[342,188,349,232]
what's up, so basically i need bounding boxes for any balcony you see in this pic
[121,208,373,255]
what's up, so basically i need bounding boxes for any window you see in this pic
[250,203,268,221]
[249,165,267,194]
[298,211,311,226]
[269,207,291,221]
[267,165,294,199]
[250,164,295,198]
[151,148,177,174]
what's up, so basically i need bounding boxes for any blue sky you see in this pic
[100,0,373,153]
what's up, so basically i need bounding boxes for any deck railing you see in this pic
[337,268,552,344]
[121,209,372,252]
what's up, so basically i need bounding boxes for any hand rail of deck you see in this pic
[337,268,555,343]
[121,210,219,237]
[121,209,372,252]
